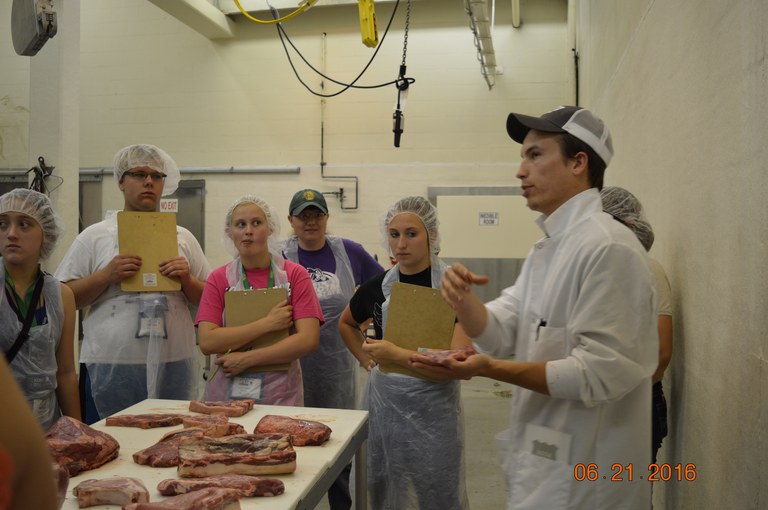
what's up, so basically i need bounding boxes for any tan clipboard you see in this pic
[117,211,181,292]
[380,282,456,380]
[224,288,290,372]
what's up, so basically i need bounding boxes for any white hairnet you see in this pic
[221,195,282,258]
[600,186,655,251]
[381,196,441,255]
[0,188,64,260]
[112,144,180,196]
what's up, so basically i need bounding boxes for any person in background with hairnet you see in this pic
[411,107,657,510]
[339,196,471,510]
[195,195,322,405]
[601,186,672,464]
[0,188,80,430]
[55,144,210,422]
[282,189,383,510]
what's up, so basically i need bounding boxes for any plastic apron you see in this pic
[204,254,304,406]
[82,215,199,419]
[283,236,357,409]
[0,264,62,430]
[362,257,469,510]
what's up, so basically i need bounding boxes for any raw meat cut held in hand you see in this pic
[123,487,242,509]
[254,415,332,446]
[414,345,478,366]
[177,434,297,478]
[105,414,184,429]
[188,400,255,417]
[72,477,149,507]
[157,474,285,497]
[45,416,120,476]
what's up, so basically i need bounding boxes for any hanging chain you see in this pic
[400,0,411,68]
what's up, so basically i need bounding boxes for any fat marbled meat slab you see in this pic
[45,416,120,476]
[157,474,285,497]
[416,345,478,366]
[254,414,332,446]
[177,433,296,478]
[123,487,242,510]
[188,399,255,417]
[105,413,184,429]
[133,428,208,467]
[182,414,246,437]
[72,477,149,507]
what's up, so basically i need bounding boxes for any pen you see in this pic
[207,349,231,382]
[536,319,547,341]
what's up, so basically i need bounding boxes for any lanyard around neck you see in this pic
[241,259,274,290]
[4,265,42,319]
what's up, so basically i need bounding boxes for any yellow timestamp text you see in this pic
[573,463,697,482]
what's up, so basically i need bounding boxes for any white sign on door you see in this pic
[479,212,499,226]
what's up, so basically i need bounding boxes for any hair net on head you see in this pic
[0,188,65,260]
[113,144,180,196]
[221,195,281,258]
[381,196,441,255]
[600,186,655,251]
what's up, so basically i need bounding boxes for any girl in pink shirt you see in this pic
[196,196,323,406]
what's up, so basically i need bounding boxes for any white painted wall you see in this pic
[18,0,567,269]
[576,1,768,508]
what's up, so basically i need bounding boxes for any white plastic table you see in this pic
[59,399,369,509]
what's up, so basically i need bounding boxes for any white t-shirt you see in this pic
[55,213,210,364]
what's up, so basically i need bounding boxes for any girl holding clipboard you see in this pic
[195,196,322,405]
[339,196,471,510]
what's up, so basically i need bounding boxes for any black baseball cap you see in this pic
[289,189,328,216]
[506,106,613,167]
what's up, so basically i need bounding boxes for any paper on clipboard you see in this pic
[225,287,290,372]
[117,211,181,292]
[380,282,456,379]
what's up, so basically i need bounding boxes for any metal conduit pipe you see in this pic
[78,166,300,176]
[511,0,520,28]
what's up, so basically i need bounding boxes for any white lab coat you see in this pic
[475,189,657,510]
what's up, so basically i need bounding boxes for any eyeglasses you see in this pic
[296,211,327,222]
[124,171,167,182]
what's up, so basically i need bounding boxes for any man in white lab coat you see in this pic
[411,106,658,510]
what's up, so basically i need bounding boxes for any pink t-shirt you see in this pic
[196,259,324,326]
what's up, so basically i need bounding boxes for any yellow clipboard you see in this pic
[117,211,181,292]
[380,282,456,380]
[224,288,290,372]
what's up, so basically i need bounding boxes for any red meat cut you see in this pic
[72,477,149,507]
[105,414,184,429]
[188,400,255,417]
[177,434,296,478]
[45,416,120,477]
[254,415,332,446]
[133,428,208,467]
[157,474,285,497]
[123,487,242,509]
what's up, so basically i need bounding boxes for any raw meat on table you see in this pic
[177,434,296,478]
[254,414,332,446]
[182,414,246,437]
[123,487,242,509]
[157,474,285,497]
[105,414,184,429]
[72,477,149,507]
[133,428,208,467]
[46,416,120,476]
[188,400,255,417]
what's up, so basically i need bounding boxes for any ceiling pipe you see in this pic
[511,0,520,28]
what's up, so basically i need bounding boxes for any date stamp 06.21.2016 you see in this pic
[573,463,697,482]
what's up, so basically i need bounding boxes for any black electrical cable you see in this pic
[272,0,415,98]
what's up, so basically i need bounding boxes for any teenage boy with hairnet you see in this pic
[411,107,658,510]
[56,144,210,422]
